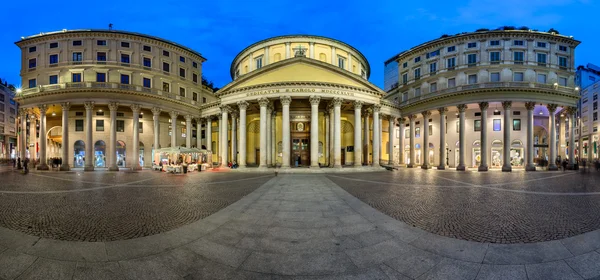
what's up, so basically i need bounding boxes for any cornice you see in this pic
[221,81,383,98]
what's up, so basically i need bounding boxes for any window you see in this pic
[143,57,151,67]
[490,72,500,82]
[594,112,598,121]
[163,62,170,72]
[447,46,456,52]
[429,125,433,135]
[72,52,82,62]
[447,57,456,68]
[448,78,456,88]
[429,62,436,73]
[29,46,37,53]
[490,52,500,63]
[415,127,420,137]
[28,58,36,69]
[180,56,186,63]
[96,72,106,82]
[414,68,421,79]
[514,40,524,46]
[474,120,481,131]
[120,53,130,64]
[121,42,130,48]
[117,112,125,117]
[467,54,477,65]
[468,74,477,84]
[430,82,437,92]
[96,120,104,131]
[537,42,547,48]
[49,75,58,85]
[414,88,421,96]
[139,122,144,133]
[559,45,568,52]
[97,52,107,61]
[537,74,547,84]
[179,68,186,78]
[513,119,521,131]
[163,50,170,57]
[75,120,84,131]
[28,79,36,88]
[73,40,82,46]
[202,97,207,103]
[467,42,477,48]
[338,56,345,68]
[49,42,58,48]
[402,92,408,101]
[514,72,524,82]
[559,77,567,86]
[405,128,409,138]
[193,92,198,101]
[163,82,170,92]
[192,61,198,68]
[559,57,567,68]
[414,57,421,63]
[513,111,521,116]
[594,94,598,101]
[513,52,524,63]
[537,53,547,64]
[179,87,186,97]
[143,45,151,52]
[49,54,58,65]
[490,40,500,46]
[402,62,408,68]
[493,119,501,131]
[402,73,408,84]
[256,57,263,69]
[426,50,440,59]
[120,74,129,84]
[193,73,198,83]
[97,40,107,46]
[474,112,482,117]
[72,73,82,82]
[96,111,104,116]
[143,78,151,88]
[594,101,598,111]
[116,120,125,132]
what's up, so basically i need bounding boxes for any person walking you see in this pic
[23,157,29,174]
[562,159,568,171]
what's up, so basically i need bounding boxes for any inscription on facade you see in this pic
[247,88,354,97]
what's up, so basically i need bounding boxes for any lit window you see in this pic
[96,120,104,131]
[493,119,501,131]
[163,82,170,92]
[513,119,521,131]
[116,120,125,132]
[474,120,481,131]
[75,120,84,131]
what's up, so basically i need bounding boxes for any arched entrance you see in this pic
[94,140,106,167]
[73,140,85,168]
[472,140,481,167]
[491,140,503,168]
[428,143,434,165]
[454,141,460,167]
[415,143,421,165]
[404,144,410,165]
[511,140,524,167]
[534,125,549,166]
[139,142,145,167]
[116,140,126,167]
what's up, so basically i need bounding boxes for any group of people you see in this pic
[556,156,600,172]
[227,161,239,169]
[49,157,63,169]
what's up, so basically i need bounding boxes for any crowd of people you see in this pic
[556,156,600,172]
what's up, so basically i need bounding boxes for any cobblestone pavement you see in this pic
[328,168,600,244]
[0,168,273,241]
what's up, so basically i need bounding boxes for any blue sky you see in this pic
[0,0,597,89]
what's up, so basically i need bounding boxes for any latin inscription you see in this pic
[247,88,354,96]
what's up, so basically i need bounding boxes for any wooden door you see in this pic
[341,149,345,165]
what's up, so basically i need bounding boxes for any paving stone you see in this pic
[345,239,412,268]
[561,230,600,256]
[240,251,357,275]
[118,257,182,280]
[155,247,235,279]
[266,227,333,240]
[564,251,600,279]
[73,262,125,280]
[525,260,583,280]
[484,240,573,264]
[15,258,76,280]
[0,249,38,280]
[384,246,443,279]
[187,238,251,268]
[348,229,393,246]
[475,264,527,280]
[379,265,413,280]
[26,239,107,262]
[236,236,361,254]
[416,258,481,280]
[411,233,488,263]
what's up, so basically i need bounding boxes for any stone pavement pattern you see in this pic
[1,171,600,279]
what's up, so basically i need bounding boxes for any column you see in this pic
[558,114,566,158]
[363,109,370,165]
[281,96,292,168]
[568,106,576,168]
[152,107,161,154]
[457,104,467,171]
[388,115,395,165]
[29,114,37,163]
[438,108,447,169]
[258,98,269,168]
[18,109,26,167]
[324,111,330,166]
[478,102,489,171]
[170,111,178,148]
[132,104,142,170]
[231,112,237,163]
[525,102,536,171]
[408,114,416,168]
[59,103,71,171]
[218,115,222,162]
[108,102,119,171]
[333,98,343,168]
[372,104,381,167]
[547,103,559,170]
[399,117,405,166]
[421,110,431,169]
[206,117,212,156]
[329,104,334,166]
[185,115,192,149]
[502,101,512,172]
[285,42,291,59]
[238,101,249,167]
[196,118,201,149]
[220,106,229,165]
[264,47,270,64]
[353,101,363,167]
[83,102,94,171]
[37,104,49,170]
[271,111,276,166]
[309,42,315,59]
[266,104,273,166]
[309,95,320,168]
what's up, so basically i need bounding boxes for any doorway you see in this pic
[341,149,345,165]
[292,137,309,167]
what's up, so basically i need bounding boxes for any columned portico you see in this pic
[152,107,161,154]
[108,102,119,171]
[258,98,269,168]
[388,115,394,166]
[478,102,489,172]
[353,101,363,167]
[502,101,512,172]
[547,104,559,171]
[237,101,249,168]
[408,114,416,168]
[456,104,467,171]
[421,110,431,169]
[309,95,320,168]
[372,104,381,167]
[437,108,447,170]
[231,112,237,163]
[37,104,49,170]
[567,106,576,169]
[170,111,178,149]
[60,103,71,171]
[271,110,276,166]
[131,104,142,170]
[281,96,292,168]
[83,102,94,171]
[525,102,536,171]
[332,98,343,168]
[329,104,334,166]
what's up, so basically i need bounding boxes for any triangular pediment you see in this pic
[218,57,383,94]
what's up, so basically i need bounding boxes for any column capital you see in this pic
[478,102,489,110]
[18,108,28,117]
[408,114,417,120]
[525,102,536,111]
[438,107,448,114]
[566,106,577,115]
[237,101,249,110]
[363,107,372,116]
[61,102,72,111]
[169,111,178,119]
[107,102,118,111]
[83,102,94,111]
[38,104,48,115]
[332,97,344,107]
[151,107,161,116]
[502,101,512,110]
[130,104,142,113]
[388,114,396,122]
[230,111,238,119]
[353,100,363,110]
[258,97,270,107]
[308,95,320,106]
[205,115,214,121]
[457,104,467,113]
[184,114,193,122]
[372,104,381,113]
[398,117,406,124]
[421,110,431,118]
[547,103,558,114]
[219,105,231,113]
[280,95,293,106]
[267,103,275,112]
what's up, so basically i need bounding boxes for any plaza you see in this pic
[0,166,599,279]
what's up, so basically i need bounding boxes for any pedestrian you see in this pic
[562,159,568,171]
[23,157,29,174]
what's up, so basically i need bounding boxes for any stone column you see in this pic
[478,102,489,171]
[408,114,416,168]
[231,112,237,163]
[324,111,330,166]
[132,104,142,170]
[567,107,576,168]
[220,106,229,165]
[309,95,320,168]
[372,104,381,167]
[333,98,343,168]
[271,110,276,166]
[457,104,467,171]
[285,42,291,59]
[281,96,292,168]
[558,114,566,158]
[218,115,222,161]
[329,104,335,166]
[438,108,447,169]
[421,110,431,169]
[196,118,202,149]
[309,42,315,59]
[37,104,49,170]
[170,111,178,148]
[525,102,536,171]
[108,102,119,171]
[152,107,161,157]
[185,115,192,149]
[399,117,406,166]
[353,101,363,167]
[29,114,37,163]
[59,103,71,171]
[18,109,27,168]
[388,115,395,165]
[266,104,272,166]
[502,101,512,172]
[547,104,559,170]
[363,110,370,165]
[258,98,269,168]
[237,101,249,167]
[206,117,212,155]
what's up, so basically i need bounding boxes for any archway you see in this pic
[139,142,145,167]
[404,144,410,165]
[428,143,434,165]
[73,140,85,168]
[534,125,549,166]
[415,143,421,165]
[491,140,503,168]
[47,126,62,159]
[116,140,126,167]
[94,140,106,167]
[455,141,460,167]
[472,140,481,167]
[511,140,524,167]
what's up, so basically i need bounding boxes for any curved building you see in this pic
[385,29,581,171]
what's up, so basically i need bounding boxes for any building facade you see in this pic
[577,80,599,161]
[0,82,18,159]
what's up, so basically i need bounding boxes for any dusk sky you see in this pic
[1,0,597,90]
